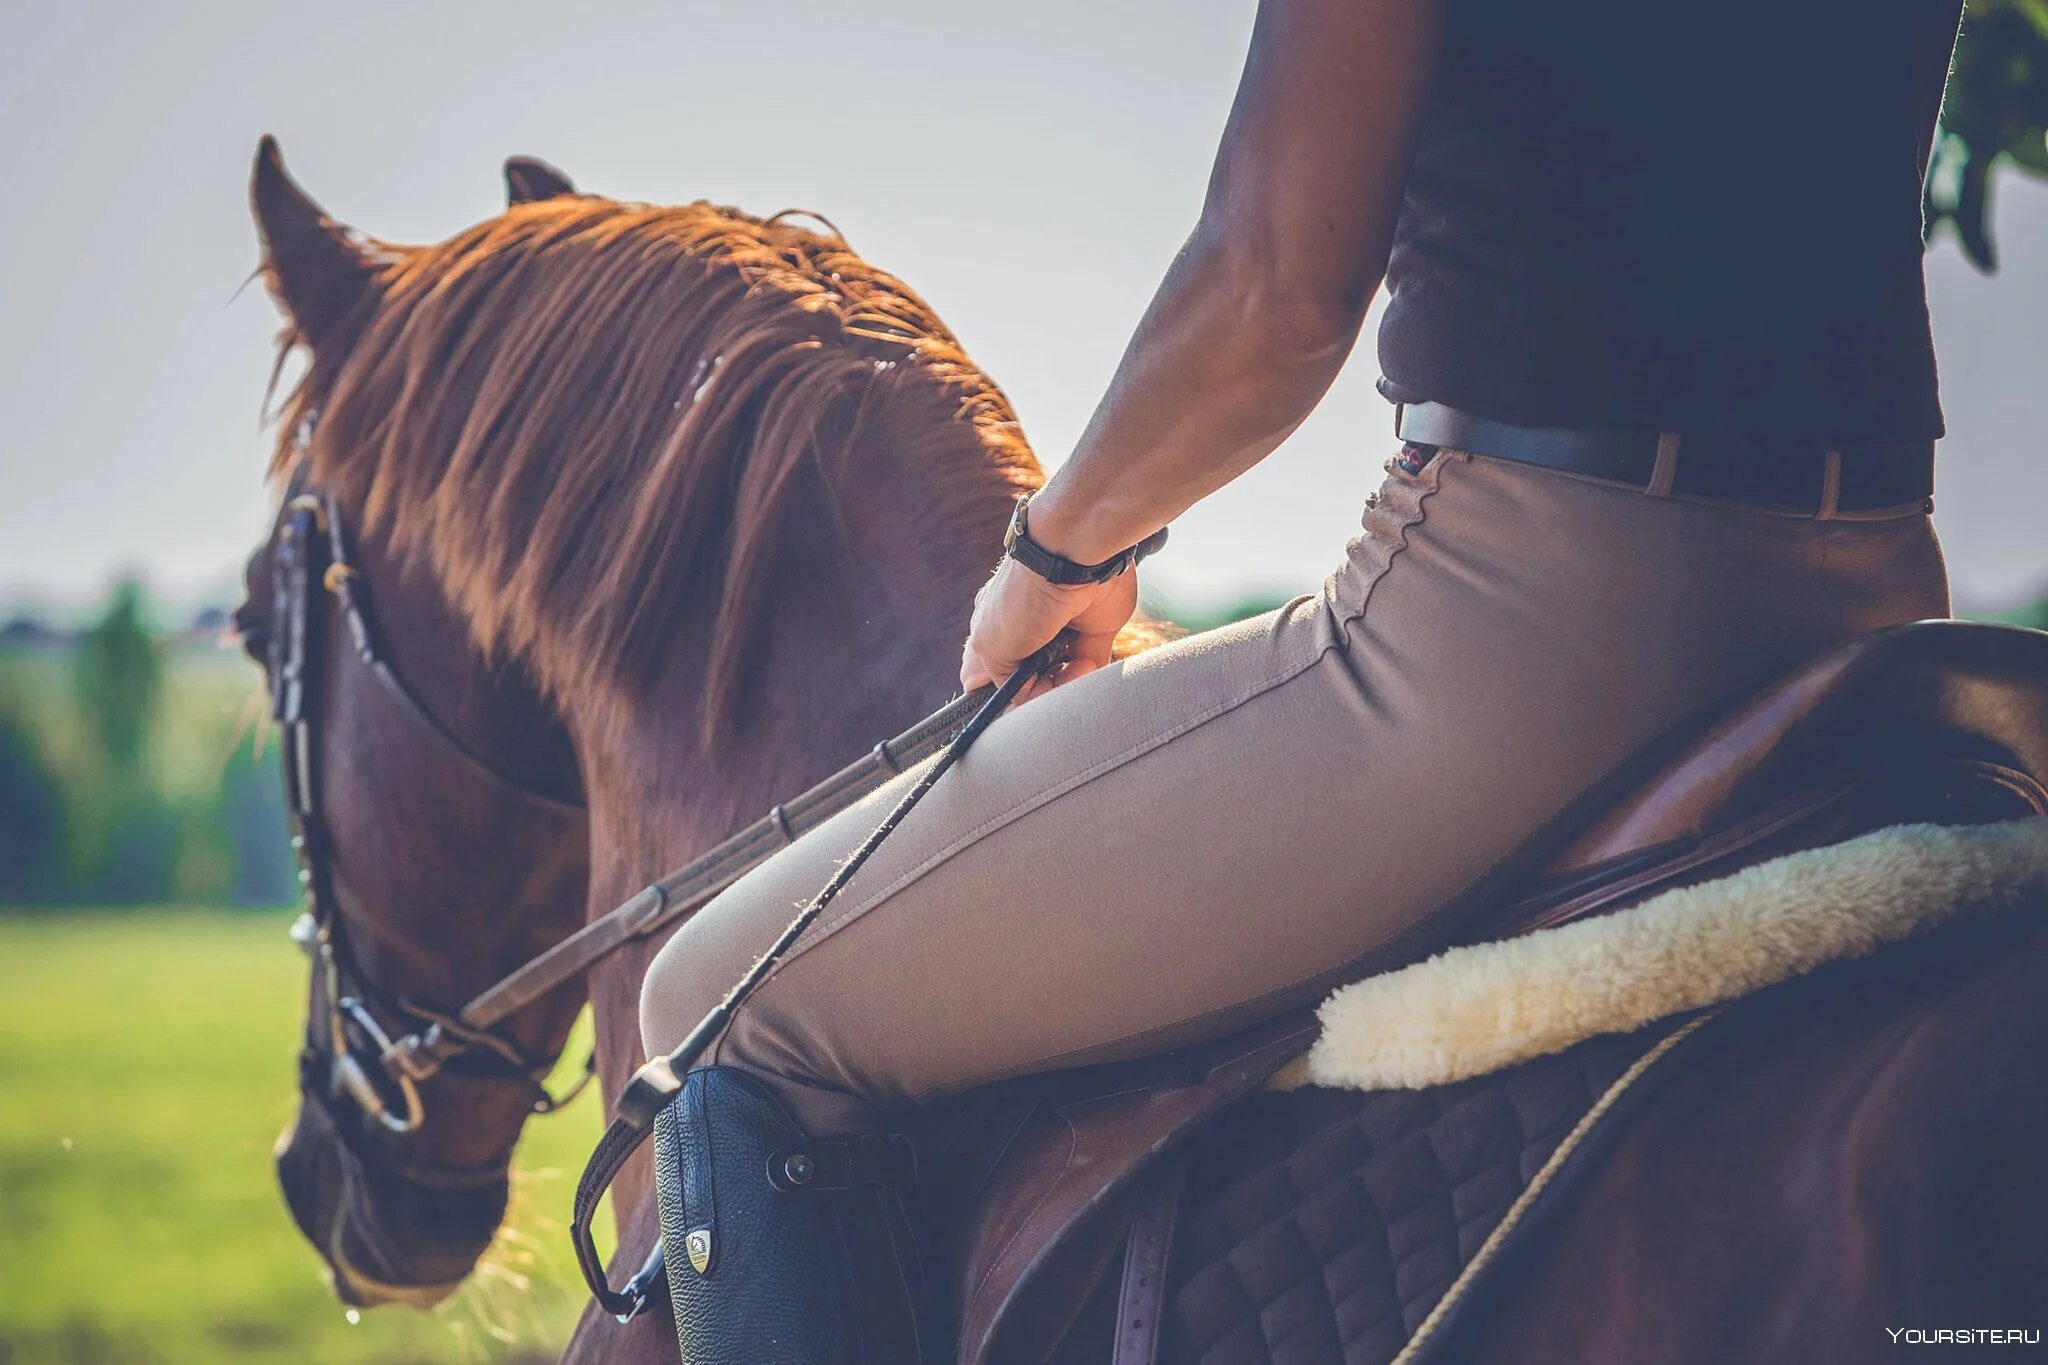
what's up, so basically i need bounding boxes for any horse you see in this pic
[235,139,2048,1362]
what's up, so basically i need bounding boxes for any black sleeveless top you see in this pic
[1377,0,1965,443]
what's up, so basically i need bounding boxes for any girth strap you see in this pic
[1115,1153,1189,1365]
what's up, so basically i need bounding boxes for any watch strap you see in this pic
[1004,493,1167,586]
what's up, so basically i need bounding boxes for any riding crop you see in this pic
[571,632,1074,1320]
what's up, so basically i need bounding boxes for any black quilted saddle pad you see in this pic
[1160,1021,1682,1365]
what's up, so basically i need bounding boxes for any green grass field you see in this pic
[0,907,607,1365]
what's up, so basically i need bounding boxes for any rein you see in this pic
[271,482,1014,1143]
[412,678,1004,1079]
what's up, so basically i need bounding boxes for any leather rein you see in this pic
[267,481,999,1149]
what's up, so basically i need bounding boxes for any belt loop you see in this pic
[1647,433,1680,498]
[1817,450,1843,521]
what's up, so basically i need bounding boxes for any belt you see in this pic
[1394,401,1934,514]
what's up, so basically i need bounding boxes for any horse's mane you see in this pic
[269,197,1041,739]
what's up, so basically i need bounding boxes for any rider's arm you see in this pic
[962,0,1447,691]
[1027,0,1444,563]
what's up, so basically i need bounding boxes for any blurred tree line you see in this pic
[0,579,294,908]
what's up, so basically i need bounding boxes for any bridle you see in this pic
[267,480,590,1145]
[264,471,1003,1153]
[263,462,1096,1320]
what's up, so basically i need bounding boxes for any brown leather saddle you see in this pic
[934,620,2048,1364]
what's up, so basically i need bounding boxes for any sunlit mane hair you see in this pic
[269,196,1041,740]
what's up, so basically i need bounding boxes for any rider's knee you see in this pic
[637,893,751,1057]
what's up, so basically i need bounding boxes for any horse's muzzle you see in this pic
[275,1093,504,1307]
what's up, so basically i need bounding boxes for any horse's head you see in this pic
[234,135,1059,1319]
[236,140,593,1306]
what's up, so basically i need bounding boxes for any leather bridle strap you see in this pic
[294,488,583,817]
[382,669,1005,1090]
[275,486,588,1142]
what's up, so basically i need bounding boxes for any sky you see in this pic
[3,1,2045,620]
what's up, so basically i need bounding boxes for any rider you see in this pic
[639,0,1963,1356]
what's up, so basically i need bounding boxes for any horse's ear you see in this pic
[250,135,380,347]
[505,155,576,205]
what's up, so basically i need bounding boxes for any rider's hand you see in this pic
[960,556,1138,701]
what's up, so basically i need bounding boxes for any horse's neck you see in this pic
[568,430,1025,1129]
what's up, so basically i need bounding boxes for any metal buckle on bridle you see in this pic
[333,998,428,1135]
[378,1006,598,1117]
[291,909,428,1134]
[292,903,592,1134]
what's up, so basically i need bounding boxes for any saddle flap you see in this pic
[953,1014,1316,1365]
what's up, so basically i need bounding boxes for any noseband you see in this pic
[269,484,590,1146]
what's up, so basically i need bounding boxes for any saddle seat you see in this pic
[1504,616,2048,935]
[949,620,2048,1365]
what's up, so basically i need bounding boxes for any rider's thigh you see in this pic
[640,447,1949,1132]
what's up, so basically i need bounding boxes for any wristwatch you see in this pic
[1002,492,1169,586]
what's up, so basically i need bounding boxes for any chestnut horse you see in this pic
[237,140,2048,1364]
[236,137,1077,1352]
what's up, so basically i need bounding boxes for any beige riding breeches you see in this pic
[640,445,1950,1133]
